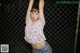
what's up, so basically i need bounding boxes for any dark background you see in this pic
[0,0,80,53]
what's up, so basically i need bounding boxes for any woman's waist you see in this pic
[31,40,46,50]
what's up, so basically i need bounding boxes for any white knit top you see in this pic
[24,17,46,44]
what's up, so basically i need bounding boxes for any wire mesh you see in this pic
[0,0,79,53]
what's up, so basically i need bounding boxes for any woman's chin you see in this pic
[32,19,37,21]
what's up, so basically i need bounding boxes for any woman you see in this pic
[24,0,52,53]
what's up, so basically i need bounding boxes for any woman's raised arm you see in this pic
[39,0,45,20]
[26,0,34,20]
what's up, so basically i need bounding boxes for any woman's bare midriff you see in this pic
[31,41,46,50]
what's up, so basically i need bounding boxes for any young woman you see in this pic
[24,0,52,53]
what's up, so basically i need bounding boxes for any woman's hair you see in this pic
[30,6,39,13]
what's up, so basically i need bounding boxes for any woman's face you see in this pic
[30,11,39,21]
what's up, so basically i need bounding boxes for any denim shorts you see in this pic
[32,41,52,53]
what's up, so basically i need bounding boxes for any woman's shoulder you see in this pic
[37,19,46,26]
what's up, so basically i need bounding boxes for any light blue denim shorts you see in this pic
[32,41,52,53]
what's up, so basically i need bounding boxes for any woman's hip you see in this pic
[32,41,52,53]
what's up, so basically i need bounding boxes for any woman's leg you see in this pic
[40,41,52,53]
[32,49,38,53]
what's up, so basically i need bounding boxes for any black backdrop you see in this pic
[0,0,79,53]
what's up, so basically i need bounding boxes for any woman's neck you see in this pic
[32,20,38,25]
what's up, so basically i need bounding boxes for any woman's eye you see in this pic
[32,13,33,14]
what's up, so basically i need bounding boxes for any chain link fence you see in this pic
[0,0,79,53]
